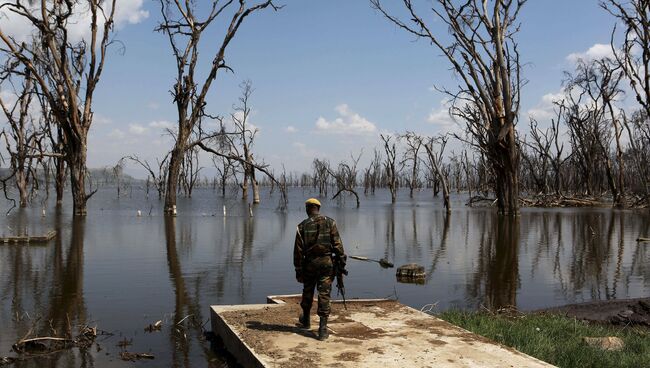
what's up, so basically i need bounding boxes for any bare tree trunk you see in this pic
[164,143,185,213]
[251,167,260,204]
[55,156,65,205]
[69,140,90,216]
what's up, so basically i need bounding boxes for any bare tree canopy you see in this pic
[371,0,526,215]
[0,0,118,215]
[155,0,281,214]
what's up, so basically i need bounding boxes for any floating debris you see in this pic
[117,338,132,348]
[12,325,96,354]
[349,255,394,268]
[145,320,162,333]
[119,351,155,361]
[396,264,425,284]
[0,357,16,366]
[637,237,650,242]
[0,230,57,244]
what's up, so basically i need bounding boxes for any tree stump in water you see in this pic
[396,264,425,284]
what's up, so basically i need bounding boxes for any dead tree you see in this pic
[40,103,66,205]
[0,0,116,215]
[126,154,169,200]
[0,64,44,207]
[197,141,288,210]
[422,135,451,213]
[381,134,398,203]
[0,1,118,215]
[179,145,202,198]
[327,152,362,208]
[602,0,650,119]
[564,58,626,206]
[111,159,125,198]
[156,0,280,214]
[312,158,330,196]
[520,118,552,194]
[602,0,650,204]
[400,132,422,198]
[372,0,525,215]
[213,155,236,197]
[229,80,259,203]
[210,121,236,197]
[362,148,382,195]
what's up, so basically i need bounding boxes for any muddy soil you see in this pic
[537,297,650,327]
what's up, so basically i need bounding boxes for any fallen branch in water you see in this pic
[637,237,650,243]
[12,325,96,355]
[120,351,155,361]
[144,320,162,333]
[466,196,496,207]
[519,194,606,208]
[0,357,16,366]
[349,255,394,268]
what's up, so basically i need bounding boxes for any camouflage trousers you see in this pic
[300,256,334,317]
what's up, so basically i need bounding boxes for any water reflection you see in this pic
[1,189,650,367]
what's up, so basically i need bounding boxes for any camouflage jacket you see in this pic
[294,214,345,270]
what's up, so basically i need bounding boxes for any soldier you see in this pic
[294,198,346,341]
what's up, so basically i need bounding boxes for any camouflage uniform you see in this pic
[294,214,345,317]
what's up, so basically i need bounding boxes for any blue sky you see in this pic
[1,0,621,177]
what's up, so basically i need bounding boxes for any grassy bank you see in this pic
[438,310,650,368]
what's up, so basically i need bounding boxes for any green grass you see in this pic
[438,310,650,368]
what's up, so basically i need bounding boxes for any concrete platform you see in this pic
[210,295,554,368]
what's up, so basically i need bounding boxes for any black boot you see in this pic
[298,308,310,329]
[318,316,329,341]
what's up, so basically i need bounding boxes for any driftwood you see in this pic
[12,326,96,355]
[637,237,650,243]
[0,357,16,366]
[144,320,162,333]
[119,351,155,361]
[349,255,393,268]
[466,196,496,207]
[519,195,606,208]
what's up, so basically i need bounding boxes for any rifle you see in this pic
[332,255,348,310]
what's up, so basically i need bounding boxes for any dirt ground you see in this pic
[537,297,650,327]
[214,296,553,368]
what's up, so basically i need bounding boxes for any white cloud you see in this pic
[147,102,160,110]
[94,114,113,125]
[426,99,463,134]
[314,104,377,135]
[149,120,175,130]
[292,142,320,157]
[108,129,125,140]
[0,0,149,43]
[566,44,614,64]
[128,123,148,135]
[527,92,565,121]
[285,126,297,133]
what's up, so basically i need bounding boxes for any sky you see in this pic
[0,0,624,179]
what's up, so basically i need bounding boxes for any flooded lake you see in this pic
[1,187,649,367]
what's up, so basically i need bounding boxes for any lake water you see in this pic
[1,187,649,367]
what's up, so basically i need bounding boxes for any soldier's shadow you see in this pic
[245,320,317,339]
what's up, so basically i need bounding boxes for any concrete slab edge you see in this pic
[210,306,268,368]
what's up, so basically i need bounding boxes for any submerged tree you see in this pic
[156,0,280,214]
[0,0,118,215]
[0,63,45,208]
[401,132,422,198]
[422,135,451,213]
[380,134,398,203]
[372,0,526,215]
